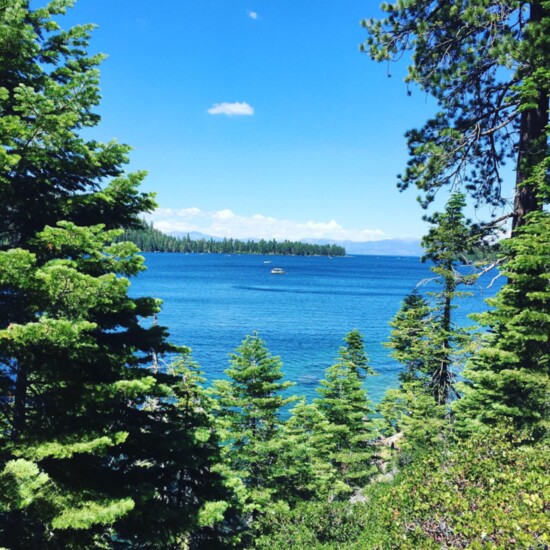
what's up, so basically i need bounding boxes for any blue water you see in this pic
[129,254,504,403]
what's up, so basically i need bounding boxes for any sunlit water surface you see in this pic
[130,253,503,403]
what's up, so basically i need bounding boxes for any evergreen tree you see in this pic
[118,223,346,256]
[362,1,549,229]
[314,331,377,493]
[379,291,433,435]
[341,329,374,378]
[0,224,169,547]
[114,350,238,549]
[421,193,476,406]
[380,291,450,455]
[0,3,232,546]
[386,292,432,382]
[455,211,550,440]
[381,195,478,451]
[268,400,339,503]
[210,333,295,513]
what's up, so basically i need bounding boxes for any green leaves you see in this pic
[367,429,549,548]
[0,3,231,546]
[258,429,549,548]
[0,459,50,512]
[456,211,550,438]
[51,498,135,530]
[362,0,548,223]
[211,334,295,504]
[13,433,129,461]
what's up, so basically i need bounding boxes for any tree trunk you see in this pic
[440,291,452,406]
[513,1,549,230]
[12,361,27,441]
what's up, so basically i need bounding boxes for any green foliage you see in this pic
[0,459,50,512]
[273,400,339,501]
[0,458,135,544]
[363,0,549,453]
[109,350,239,549]
[384,291,431,383]
[420,193,476,406]
[381,196,477,453]
[13,433,129,462]
[255,430,549,549]
[0,3,235,547]
[341,328,374,377]
[0,1,546,546]
[362,0,549,226]
[120,222,346,256]
[51,499,135,531]
[0,3,155,250]
[314,331,377,492]
[455,210,550,439]
[211,334,295,513]
[253,499,378,549]
[355,429,550,549]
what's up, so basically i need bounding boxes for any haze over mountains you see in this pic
[169,231,424,257]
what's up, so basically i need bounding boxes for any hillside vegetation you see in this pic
[120,223,346,256]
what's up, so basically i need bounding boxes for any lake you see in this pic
[129,253,504,403]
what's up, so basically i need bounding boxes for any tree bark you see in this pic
[12,361,27,442]
[513,1,549,230]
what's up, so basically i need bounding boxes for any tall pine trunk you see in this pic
[513,1,549,230]
[433,284,453,407]
[12,362,27,442]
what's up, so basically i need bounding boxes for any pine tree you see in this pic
[455,211,550,440]
[421,193,476,406]
[380,290,449,456]
[362,1,549,230]
[0,3,232,546]
[0,224,169,547]
[210,333,295,513]
[386,292,432,382]
[273,400,339,502]
[381,196,478,452]
[341,329,374,378]
[314,331,377,493]
[379,291,433,434]
[114,350,238,549]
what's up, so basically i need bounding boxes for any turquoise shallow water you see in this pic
[129,253,504,403]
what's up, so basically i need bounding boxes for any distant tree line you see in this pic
[119,222,346,256]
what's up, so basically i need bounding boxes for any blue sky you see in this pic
[55,0,511,241]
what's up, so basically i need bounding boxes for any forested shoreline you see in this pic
[0,2,548,549]
[120,223,346,256]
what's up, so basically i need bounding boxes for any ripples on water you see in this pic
[130,253,504,403]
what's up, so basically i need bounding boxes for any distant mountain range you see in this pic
[168,231,423,257]
[302,238,424,257]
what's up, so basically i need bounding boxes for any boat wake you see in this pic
[233,285,405,297]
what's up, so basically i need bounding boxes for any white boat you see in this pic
[271,267,285,275]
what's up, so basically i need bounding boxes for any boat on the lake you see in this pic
[271,267,285,275]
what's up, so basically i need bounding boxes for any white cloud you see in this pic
[207,102,254,116]
[213,209,235,220]
[145,208,385,242]
[155,207,204,218]
[248,11,258,19]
